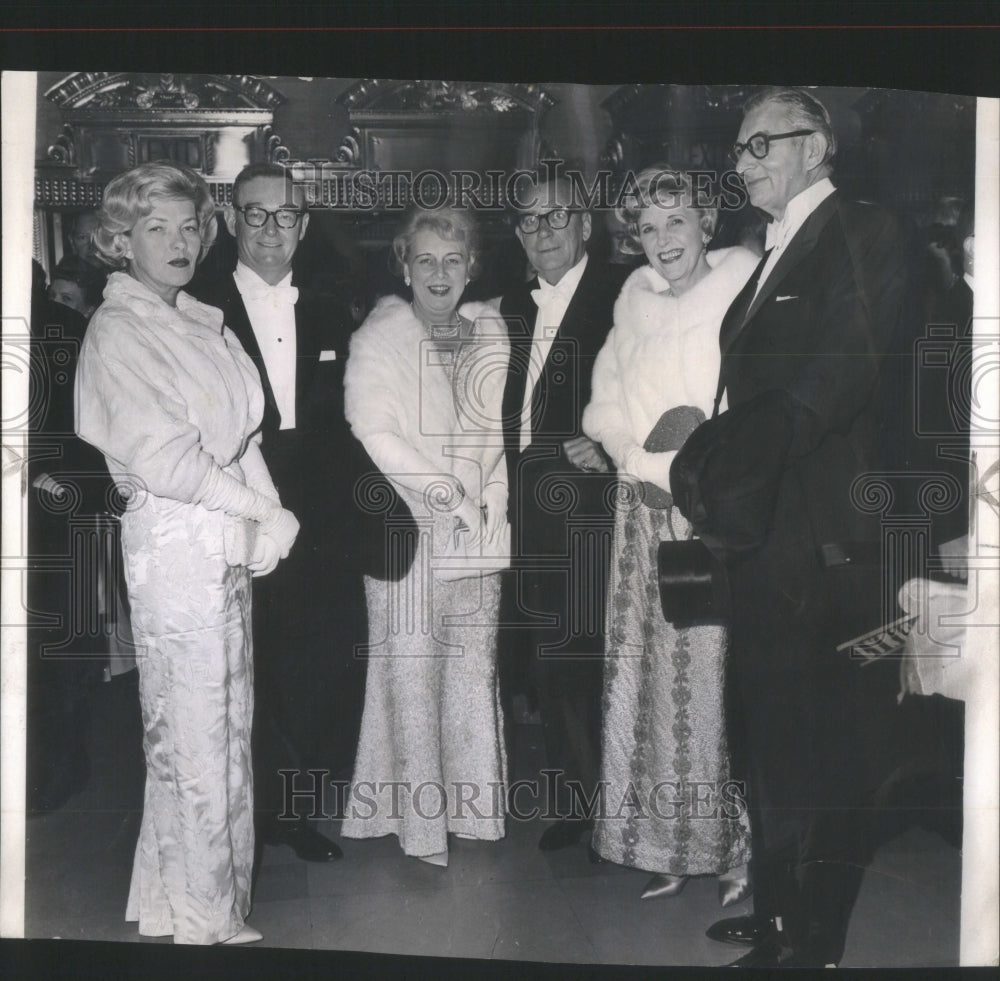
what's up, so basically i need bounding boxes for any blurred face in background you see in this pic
[48,278,94,317]
[604,209,635,265]
[70,212,103,266]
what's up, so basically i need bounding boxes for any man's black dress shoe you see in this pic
[727,936,837,969]
[262,819,342,862]
[706,914,774,947]
[725,935,789,968]
[538,817,592,851]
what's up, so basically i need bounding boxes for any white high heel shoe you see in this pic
[417,850,449,867]
[640,873,689,899]
[221,925,263,945]
[718,863,752,907]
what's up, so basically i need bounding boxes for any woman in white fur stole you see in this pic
[341,207,509,866]
[583,167,757,902]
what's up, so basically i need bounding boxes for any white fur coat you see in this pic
[345,294,507,500]
[582,246,759,489]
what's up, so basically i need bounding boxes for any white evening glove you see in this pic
[239,436,281,503]
[481,482,509,542]
[622,446,677,491]
[248,534,283,577]
[195,463,281,522]
[258,507,300,558]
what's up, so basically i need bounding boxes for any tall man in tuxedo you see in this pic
[671,88,908,966]
[193,163,366,864]
[499,173,628,851]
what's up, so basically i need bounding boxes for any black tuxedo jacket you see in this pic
[672,192,909,651]
[192,275,356,536]
[193,273,411,582]
[500,259,628,561]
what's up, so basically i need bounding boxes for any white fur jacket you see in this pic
[344,294,507,503]
[582,246,759,491]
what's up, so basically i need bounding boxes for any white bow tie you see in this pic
[764,218,787,252]
[242,283,299,307]
[531,279,573,307]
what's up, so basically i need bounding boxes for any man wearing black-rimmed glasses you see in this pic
[193,163,367,870]
[498,170,628,853]
[672,87,909,966]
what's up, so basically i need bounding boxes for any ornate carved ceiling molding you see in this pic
[37,73,291,205]
[44,72,286,112]
[338,78,555,115]
[600,84,752,175]
[332,78,556,174]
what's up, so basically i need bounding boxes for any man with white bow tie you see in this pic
[193,163,367,868]
[498,171,629,852]
[671,88,910,967]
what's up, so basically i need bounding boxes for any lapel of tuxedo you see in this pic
[220,276,282,434]
[293,285,319,411]
[501,280,539,447]
[535,261,599,422]
[740,191,840,330]
[719,254,768,356]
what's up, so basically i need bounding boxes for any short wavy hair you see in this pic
[93,161,218,268]
[743,86,837,167]
[50,255,105,310]
[615,166,718,255]
[390,206,481,280]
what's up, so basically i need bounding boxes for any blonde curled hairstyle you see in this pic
[615,165,718,255]
[93,160,218,269]
[391,206,481,281]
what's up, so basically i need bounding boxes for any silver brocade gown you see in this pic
[592,491,751,875]
[341,301,508,857]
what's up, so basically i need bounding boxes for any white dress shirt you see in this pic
[520,254,588,451]
[233,261,298,430]
[753,177,836,301]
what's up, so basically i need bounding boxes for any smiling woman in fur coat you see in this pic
[583,167,757,903]
[340,206,509,867]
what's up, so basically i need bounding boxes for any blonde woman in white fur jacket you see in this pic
[582,168,758,903]
[341,207,509,867]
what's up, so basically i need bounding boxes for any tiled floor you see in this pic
[21,669,961,969]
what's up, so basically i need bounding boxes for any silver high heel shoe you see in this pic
[221,925,263,945]
[717,863,752,907]
[640,873,689,899]
[417,850,449,867]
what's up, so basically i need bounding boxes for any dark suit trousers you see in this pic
[501,467,614,816]
[252,431,367,823]
[728,557,903,962]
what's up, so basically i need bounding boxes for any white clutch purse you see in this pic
[223,514,259,569]
[433,516,511,582]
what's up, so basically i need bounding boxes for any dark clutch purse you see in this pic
[641,405,706,508]
[648,405,720,624]
[657,537,718,624]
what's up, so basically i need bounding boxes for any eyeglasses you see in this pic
[233,205,305,229]
[728,130,816,165]
[516,208,575,234]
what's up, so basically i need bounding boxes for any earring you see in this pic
[404,276,411,286]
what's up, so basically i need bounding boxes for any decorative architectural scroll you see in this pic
[43,72,286,111]
[332,78,555,177]
[36,72,291,208]
[600,84,751,177]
